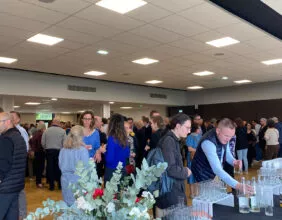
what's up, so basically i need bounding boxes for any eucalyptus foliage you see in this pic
[25,159,167,220]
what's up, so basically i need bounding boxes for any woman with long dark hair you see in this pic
[155,113,192,218]
[104,114,130,183]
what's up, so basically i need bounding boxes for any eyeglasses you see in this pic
[82,118,92,121]
[0,119,7,123]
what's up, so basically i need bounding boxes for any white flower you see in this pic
[75,196,94,212]
[129,207,141,216]
[106,202,115,213]
[141,191,153,199]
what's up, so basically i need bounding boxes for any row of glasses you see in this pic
[194,179,228,203]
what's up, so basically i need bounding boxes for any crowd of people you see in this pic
[0,105,282,219]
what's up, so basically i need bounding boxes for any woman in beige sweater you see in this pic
[264,119,280,160]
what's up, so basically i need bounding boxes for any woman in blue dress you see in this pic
[186,123,202,198]
[59,125,89,206]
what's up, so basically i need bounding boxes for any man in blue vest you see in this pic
[0,112,27,219]
[191,118,252,193]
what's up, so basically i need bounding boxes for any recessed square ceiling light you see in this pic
[78,110,85,113]
[61,112,71,114]
[27,33,64,46]
[96,0,147,14]
[97,50,109,55]
[84,71,107,76]
[51,98,58,101]
[222,76,229,80]
[234,79,252,84]
[261,59,282,65]
[120,107,133,109]
[25,102,41,105]
[192,71,215,76]
[187,86,203,90]
[145,80,163,84]
[14,106,20,108]
[109,102,115,104]
[206,37,240,48]
[132,57,159,65]
[0,57,18,64]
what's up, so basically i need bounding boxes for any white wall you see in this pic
[0,68,187,106]
[186,80,282,105]
[21,113,36,124]
[114,105,167,121]
[21,113,78,124]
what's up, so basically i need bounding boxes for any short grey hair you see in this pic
[272,117,279,123]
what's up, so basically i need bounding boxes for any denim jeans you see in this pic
[237,148,248,172]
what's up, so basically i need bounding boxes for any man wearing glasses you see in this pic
[0,112,27,219]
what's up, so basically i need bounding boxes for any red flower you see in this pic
[135,197,141,203]
[92,188,104,199]
[113,193,118,200]
[125,164,135,175]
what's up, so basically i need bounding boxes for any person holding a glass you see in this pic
[191,118,253,194]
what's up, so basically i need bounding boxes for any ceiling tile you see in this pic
[245,36,282,51]
[130,24,184,43]
[111,32,161,49]
[75,5,144,30]
[21,0,91,15]
[151,0,205,13]
[1,0,68,24]
[127,3,171,23]
[94,39,139,54]
[0,25,35,40]
[4,41,70,60]
[169,37,211,52]
[42,26,102,45]
[0,13,49,32]
[57,17,122,38]
[216,22,267,42]
[152,14,208,37]
[0,35,23,52]
[179,2,240,29]
[190,30,225,43]
[224,43,263,56]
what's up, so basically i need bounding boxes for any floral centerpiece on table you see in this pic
[25,159,167,220]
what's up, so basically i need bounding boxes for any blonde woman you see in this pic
[59,125,89,206]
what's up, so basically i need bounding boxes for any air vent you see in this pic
[67,85,96,93]
[150,93,167,99]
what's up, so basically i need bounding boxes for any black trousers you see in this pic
[46,149,61,189]
[0,193,19,220]
[35,151,45,185]
[96,154,105,179]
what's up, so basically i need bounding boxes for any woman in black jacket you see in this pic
[235,118,249,174]
[145,115,165,154]
[155,113,192,218]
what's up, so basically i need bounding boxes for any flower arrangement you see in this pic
[25,159,167,220]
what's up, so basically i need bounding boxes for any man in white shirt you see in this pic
[10,111,28,220]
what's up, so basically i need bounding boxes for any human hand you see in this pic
[94,152,102,163]
[235,183,254,195]
[131,152,136,158]
[187,168,192,177]
[233,160,242,170]
[100,145,107,153]
[145,145,150,151]
[85,145,92,150]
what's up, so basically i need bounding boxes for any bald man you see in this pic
[0,112,27,219]
[42,118,66,191]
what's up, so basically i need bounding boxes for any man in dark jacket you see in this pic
[0,112,27,219]
[192,118,252,194]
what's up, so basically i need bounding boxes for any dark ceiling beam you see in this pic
[209,0,282,40]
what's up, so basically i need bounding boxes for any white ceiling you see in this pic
[0,0,281,90]
[1,95,161,113]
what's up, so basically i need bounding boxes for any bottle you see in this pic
[238,177,250,213]
[250,177,260,213]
